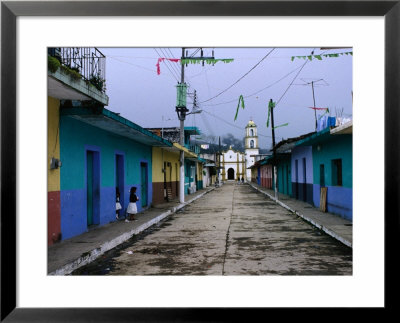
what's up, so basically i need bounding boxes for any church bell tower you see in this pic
[244,120,259,180]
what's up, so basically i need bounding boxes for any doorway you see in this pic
[140,162,148,207]
[295,160,299,199]
[302,158,307,202]
[86,150,100,227]
[115,153,125,211]
[227,168,234,180]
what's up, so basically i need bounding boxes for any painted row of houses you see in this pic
[47,48,216,245]
[249,118,353,221]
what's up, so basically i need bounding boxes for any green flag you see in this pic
[273,123,289,129]
[266,100,276,127]
[234,95,245,121]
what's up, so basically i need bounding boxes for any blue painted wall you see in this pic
[59,116,153,240]
[311,134,352,220]
[291,146,313,204]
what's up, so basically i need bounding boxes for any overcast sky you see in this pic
[99,47,352,149]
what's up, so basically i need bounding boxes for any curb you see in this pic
[248,183,352,249]
[49,187,215,275]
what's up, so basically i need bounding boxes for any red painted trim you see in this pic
[48,191,61,246]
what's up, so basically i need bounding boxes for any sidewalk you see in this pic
[48,186,215,275]
[247,182,352,249]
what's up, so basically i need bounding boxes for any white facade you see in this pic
[202,167,210,187]
[220,147,246,181]
[244,120,259,180]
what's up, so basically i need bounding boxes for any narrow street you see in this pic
[72,182,352,276]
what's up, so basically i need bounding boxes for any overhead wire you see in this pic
[199,48,276,104]
[275,58,310,107]
[201,63,304,108]
[203,110,273,140]
[164,48,182,80]
[107,56,155,73]
[153,48,180,82]
[158,48,181,81]
[275,48,330,108]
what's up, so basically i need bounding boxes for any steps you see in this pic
[167,187,173,200]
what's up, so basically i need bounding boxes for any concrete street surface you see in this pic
[72,182,352,275]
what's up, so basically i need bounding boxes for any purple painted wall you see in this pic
[291,146,313,184]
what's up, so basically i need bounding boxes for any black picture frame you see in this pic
[1,1,398,321]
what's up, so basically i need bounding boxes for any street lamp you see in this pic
[175,84,203,203]
[161,116,173,139]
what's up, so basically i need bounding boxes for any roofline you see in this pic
[61,107,172,147]
[330,120,353,135]
[294,127,331,147]
[101,109,173,146]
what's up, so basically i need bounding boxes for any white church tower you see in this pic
[244,120,259,181]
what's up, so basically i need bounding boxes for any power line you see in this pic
[275,48,334,108]
[199,48,276,104]
[154,48,180,82]
[158,48,181,81]
[275,53,312,107]
[203,110,273,139]
[164,48,182,79]
[107,56,155,73]
[201,63,304,108]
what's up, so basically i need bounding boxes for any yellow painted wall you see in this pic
[48,96,60,192]
[152,147,180,182]
[198,163,203,181]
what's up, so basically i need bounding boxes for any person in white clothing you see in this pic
[126,186,139,222]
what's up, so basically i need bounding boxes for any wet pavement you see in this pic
[71,182,352,276]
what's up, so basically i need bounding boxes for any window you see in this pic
[250,129,254,136]
[250,140,254,148]
[332,159,342,186]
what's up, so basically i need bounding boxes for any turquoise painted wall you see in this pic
[312,134,352,220]
[184,160,196,194]
[60,117,152,190]
[277,157,292,196]
[312,135,352,188]
[59,116,153,240]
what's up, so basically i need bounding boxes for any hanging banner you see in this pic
[234,95,245,121]
[291,52,352,61]
[266,100,276,127]
[181,58,234,65]
[318,109,330,119]
[156,58,180,75]
[273,123,289,130]
[308,107,329,111]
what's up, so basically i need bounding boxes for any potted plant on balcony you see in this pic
[89,73,105,92]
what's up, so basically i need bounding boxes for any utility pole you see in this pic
[218,136,221,185]
[298,78,327,131]
[311,81,317,131]
[178,48,187,203]
[176,48,215,203]
[269,99,278,200]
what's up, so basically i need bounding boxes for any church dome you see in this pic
[246,120,256,128]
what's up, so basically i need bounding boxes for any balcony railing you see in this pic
[185,143,200,155]
[48,47,106,92]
